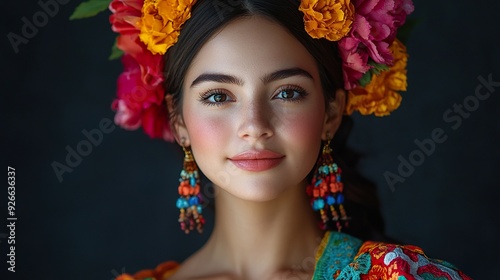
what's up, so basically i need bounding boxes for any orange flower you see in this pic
[345,39,408,116]
[299,0,355,41]
[139,0,197,55]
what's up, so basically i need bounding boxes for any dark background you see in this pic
[2,0,499,279]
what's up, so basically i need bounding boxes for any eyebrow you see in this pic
[190,67,313,88]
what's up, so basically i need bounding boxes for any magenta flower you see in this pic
[339,0,414,89]
[112,54,172,140]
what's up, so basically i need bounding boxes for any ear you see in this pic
[165,94,191,146]
[322,89,346,140]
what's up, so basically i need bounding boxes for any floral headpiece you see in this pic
[71,0,414,142]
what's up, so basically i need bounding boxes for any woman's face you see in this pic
[177,16,340,202]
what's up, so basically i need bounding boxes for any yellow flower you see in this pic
[299,0,355,41]
[345,39,409,116]
[139,0,197,55]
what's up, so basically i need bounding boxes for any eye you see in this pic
[208,93,228,103]
[274,86,307,101]
[199,90,233,106]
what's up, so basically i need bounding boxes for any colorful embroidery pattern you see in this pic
[313,231,364,279]
[117,232,471,280]
[314,233,472,280]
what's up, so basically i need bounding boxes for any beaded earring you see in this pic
[175,145,205,234]
[306,139,349,232]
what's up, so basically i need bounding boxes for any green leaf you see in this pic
[109,37,123,60]
[69,0,112,20]
[358,61,391,87]
[368,61,390,75]
[359,71,372,87]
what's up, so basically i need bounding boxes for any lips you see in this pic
[229,150,285,172]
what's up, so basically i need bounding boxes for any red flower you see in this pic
[112,53,172,140]
[142,103,174,141]
[109,0,143,34]
[112,99,142,130]
[109,0,174,141]
[116,54,163,108]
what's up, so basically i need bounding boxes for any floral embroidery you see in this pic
[313,232,472,280]
[313,231,363,279]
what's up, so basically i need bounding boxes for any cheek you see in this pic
[182,105,232,160]
[279,105,325,147]
[277,105,325,172]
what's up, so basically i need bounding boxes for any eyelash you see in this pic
[198,89,233,107]
[273,85,308,102]
[198,85,308,106]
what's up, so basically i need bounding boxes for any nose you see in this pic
[237,99,274,141]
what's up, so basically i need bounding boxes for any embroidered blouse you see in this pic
[116,231,471,280]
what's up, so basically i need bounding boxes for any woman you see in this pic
[73,0,471,279]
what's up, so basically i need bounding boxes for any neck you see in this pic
[201,181,325,279]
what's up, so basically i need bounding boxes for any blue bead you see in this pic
[318,199,325,208]
[315,179,322,187]
[336,175,341,182]
[311,200,317,210]
[322,166,329,174]
[189,196,199,206]
[313,198,325,210]
[176,198,187,209]
[197,205,203,214]
[326,195,335,205]
[190,177,196,186]
[337,193,344,204]
[312,202,318,211]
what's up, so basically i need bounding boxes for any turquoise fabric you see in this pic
[312,232,363,280]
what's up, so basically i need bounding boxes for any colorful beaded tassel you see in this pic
[306,139,349,232]
[176,146,205,234]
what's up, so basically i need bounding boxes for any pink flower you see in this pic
[116,54,163,108]
[112,54,171,140]
[339,37,371,90]
[338,0,414,89]
[112,99,142,130]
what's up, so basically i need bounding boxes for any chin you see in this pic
[216,174,305,202]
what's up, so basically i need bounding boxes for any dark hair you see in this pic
[164,0,388,241]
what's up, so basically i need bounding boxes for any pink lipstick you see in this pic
[229,150,285,172]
